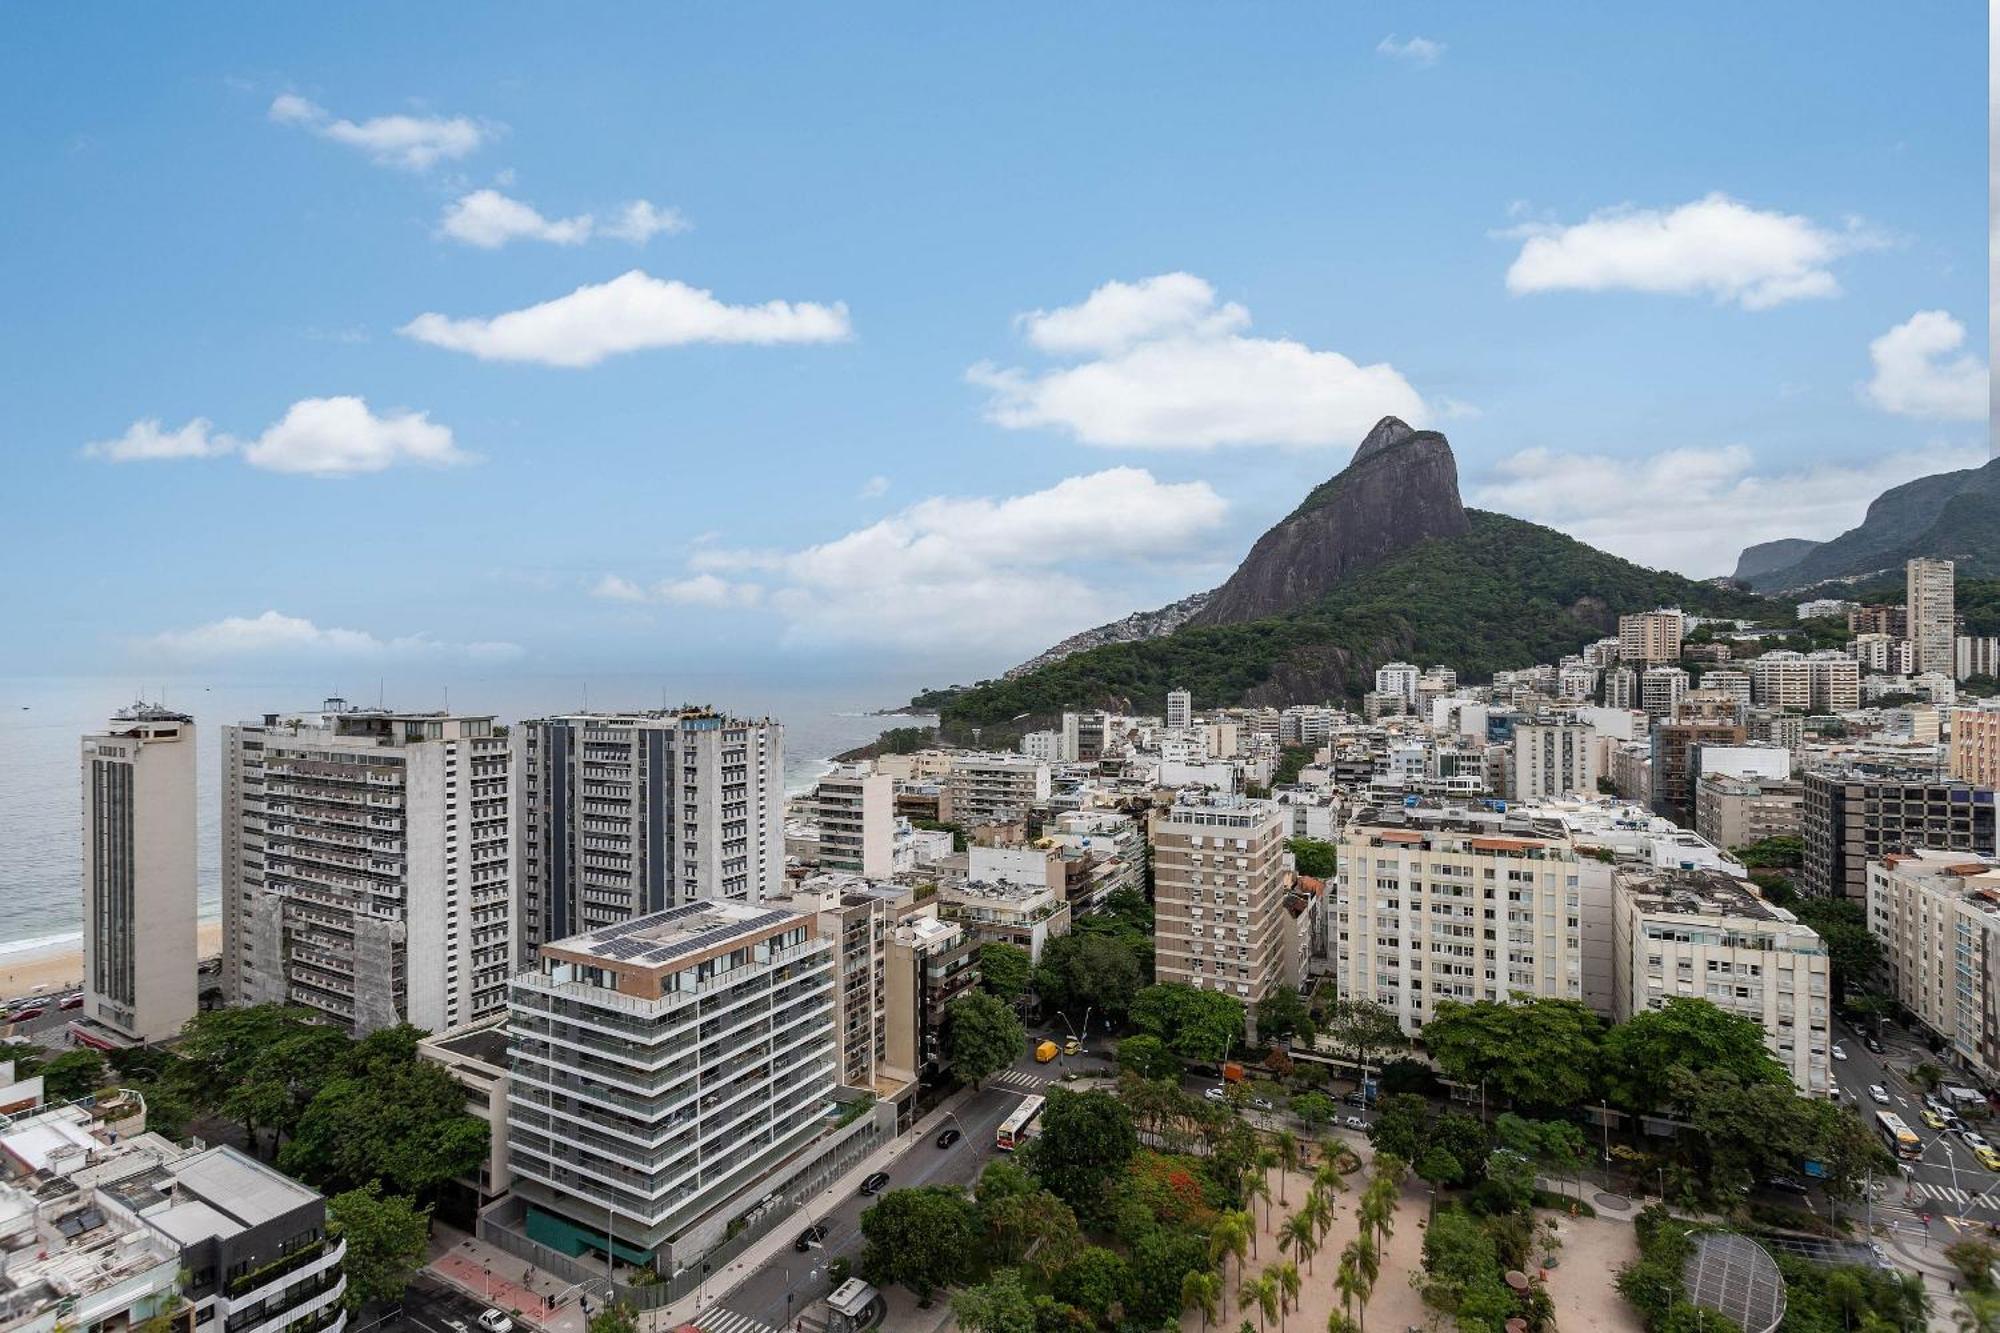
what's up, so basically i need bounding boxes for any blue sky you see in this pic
[2,4,1988,694]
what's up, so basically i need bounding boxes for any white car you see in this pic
[1250,1096,1275,1112]
[1962,1130,1992,1151]
[477,1313,513,1333]
[1203,1086,1228,1103]
[1830,1045,1847,1061]
[1868,1084,1891,1105]
[1343,1115,1367,1130]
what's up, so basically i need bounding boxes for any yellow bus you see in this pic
[1875,1110,1921,1161]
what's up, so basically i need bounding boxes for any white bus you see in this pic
[1876,1110,1922,1161]
[996,1094,1045,1151]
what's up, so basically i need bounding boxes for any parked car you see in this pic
[859,1172,891,1196]
[1978,1146,2000,1172]
[1766,1175,1809,1194]
[1250,1096,1275,1112]
[794,1223,829,1252]
[7,1007,44,1023]
[1343,1091,1368,1107]
[1063,1038,1079,1056]
[1864,1036,1884,1054]
[1868,1085,1891,1105]
[1922,1108,1948,1130]
[1961,1129,1991,1151]
[936,1128,961,1149]
[1203,1086,1228,1103]
[58,994,82,1011]
[1343,1115,1367,1130]
[477,1312,513,1333]
[1830,1044,1847,1061]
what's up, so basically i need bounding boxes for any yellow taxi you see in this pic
[1063,1037,1080,1056]
[1922,1108,1949,1130]
[1977,1145,2000,1172]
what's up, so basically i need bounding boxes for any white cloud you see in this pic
[1471,441,1988,576]
[590,574,649,603]
[85,397,473,477]
[437,192,688,249]
[400,270,852,367]
[1864,310,1988,421]
[1504,193,1877,309]
[971,272,1428,449]
[603,200,690,244]
[588,572,763,608]
[600,468,1229,651]
[147,610,522,662]
[439,190,593,248]
[857,475,890,499]
[269,94,490,171]
[83,417,236,462]
[1376,34,1444,66]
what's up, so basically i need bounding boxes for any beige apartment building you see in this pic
[1334,805,1589,1036]
[1151,799,1295,1005]
[1867,850,2000,1085]
[944,753,1052,825]
[813,765,895,879]
[1619,610,1684,665]
[1694,773,1804,850]
[1909,557,1956,678]
[1951,699,2000,787]
[1611,867,1830,1095]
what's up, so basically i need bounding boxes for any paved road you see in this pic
[1826,1019,2000,1231]
[717,1039,1115,1329]
[388,1275,506,1333]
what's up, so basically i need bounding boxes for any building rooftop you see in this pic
[429,1022,510,1068]
[1615,867,1797,923]
[548,898,806,968]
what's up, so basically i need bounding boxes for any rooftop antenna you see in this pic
[378,677,384,708]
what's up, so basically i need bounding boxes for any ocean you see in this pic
[0,674,930,956]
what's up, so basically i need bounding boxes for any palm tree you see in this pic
[1244,1174,1274,1239]
[1312,1158,1345,1201]
[1270,1259,1301,1328]
[1308,1188,1337,1247]
[1350,1233,1380,1289]
[1279,1210,1319,1274]
[1337,1237,1378,1333]
[1363,1179,1398,1254]
[1274,1129,1300,1205]
[1182,1269,1222,1333]
[1334,1247,1364,1325]
[1372,1152,1408,1189]
[1258,1146,1280,1202]
[1239,1273,1278,1333]
[1210,1214,1250,1319]
[1325,1315,1360,1333]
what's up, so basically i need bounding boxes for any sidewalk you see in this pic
[642,1084,985,1332]
[425,1225,589,1333]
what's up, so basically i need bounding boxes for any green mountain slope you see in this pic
[936,510,1768,736]
[1746,457,2000,588]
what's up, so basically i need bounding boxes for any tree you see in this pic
[41,1048,108,1102]
[1317,1000,1405,1083]
[1131,984,1245,1063]
[1182,1268,1223,1332]
[1239,1272,1278,1333]
[1280,1212,1319,1275]
[951,1268,1037,1333]
[1947,1239,2000,1293]
[1255,986,1314,1046]
[1290,1092,1336,1130]
[979,1185,1080,1280]
[1421,998,1604,1112]
[977,943,1033,1003]
[1601,998,1788,1114]
[1792,897,1883,999]
[0,1040,45,1079]
[1054,1246,1127,1321]
[1415,1147,1465,1188]
[1034,932,1143,1024]
[860,1186,978,1305]
[328,1183,431,1312]
[1210,1212,1252,1321]
[586,1303,640,1333]
[1127,1226,1210,1325]
[173,1005,330,1145]
[278,1030,486,1198]
[1117,1034,1184,1082]
[1286,838,1336,879]
[942,992,1026,1090]
[1032,1088,1137,1215]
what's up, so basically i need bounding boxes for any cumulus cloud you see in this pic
[147,610,521,662]
[1864,310,1988,421]
[438,191,688,248]
[1503,193,1878,309]
[1376,34,1444,66]
[83,417,236,462]
[970,272,1428,449]
[598,468,1229,651]
[83,397,473,477]
[269,93,489,171]
[400,270,851,367]
[857,475,890,499]
[1471,441,1988,576]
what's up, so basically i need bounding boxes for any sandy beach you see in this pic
[0,920,223,1002]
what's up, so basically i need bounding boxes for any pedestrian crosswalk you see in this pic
[1904,1179,1994,1207]
[991,1068,1049,1091]
[694,1307,781,1333]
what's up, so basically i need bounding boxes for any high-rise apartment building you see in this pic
[514,710,785,954]
[1909,557,1956,677]
[1166,688,1193,730]
[1334,804,1591,1035]
[1619,610,1684,664]
[1802,770,1997,901]
[1603,666,1638,711]
[813,764,894,879]
[1510,717,1599,802]
[504,900,835,1268]
[1694,774,1804,850]
[79,705,198,1045]
[1611,868,1830,1094]
[1749,651,1860,714]
[1151,799,1294,1004]
[1374,663,1421,705]
[943,753,1051,826]
[1867,851,2000,1086]
[224,702,512,1033]
[1952,700,2000,787]
[1639,666,1689,720]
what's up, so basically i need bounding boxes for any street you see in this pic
[388,1274,508,1333]
[714,1038,1115,1331]
[1826,1017,2000,1234]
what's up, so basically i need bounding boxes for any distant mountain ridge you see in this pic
[940,420,1765,736]
[1004,590,1212,679]
[1738,457,2000,589]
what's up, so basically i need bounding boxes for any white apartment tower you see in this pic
[1374,662,1421,706]
[1909,557,1956,677]
[813,764,894,879]
[80,705,198,1044]
[1640,666,1689,720]
[223,701,513,1033]
[505,900,835,1267]
[1166,688,1193,730]
[514,710,785,954]
[1511,717,1601,802]
[1151,799,1295,1004]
